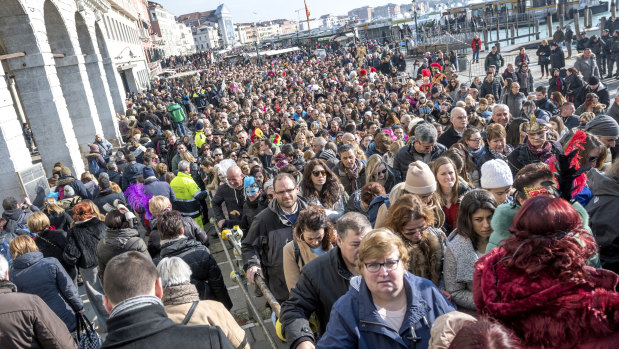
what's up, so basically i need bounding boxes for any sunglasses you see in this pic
[377,169,387,175]
[312,170,327,177]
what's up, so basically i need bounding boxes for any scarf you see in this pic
[109,295,163,318]
[345,160,360,191]
[526,140,554,163]
[161,282,200,306]
[556,78,562,93]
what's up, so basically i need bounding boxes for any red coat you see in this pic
[471,38,482,51]
[473,248,619,349]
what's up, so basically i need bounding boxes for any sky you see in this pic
[153,0,406,23]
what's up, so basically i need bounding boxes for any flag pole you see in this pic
[304,0,311,40]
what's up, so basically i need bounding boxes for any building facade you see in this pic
[0,0,126,201]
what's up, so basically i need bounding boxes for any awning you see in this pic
[117,63,137,71]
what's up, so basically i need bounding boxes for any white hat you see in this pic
[481,160,513,189]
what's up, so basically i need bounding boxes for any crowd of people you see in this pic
[1,36,619,349]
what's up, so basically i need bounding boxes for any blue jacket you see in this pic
[9,251,83,332]
[317,273,455,349]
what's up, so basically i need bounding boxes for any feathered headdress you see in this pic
[421,69,431,78]
[548,130,590,200]
[526,113,548,134]
[370,67,377,73]
[251,128,264,143]
[359,69,367,77]
[430,62,442,71]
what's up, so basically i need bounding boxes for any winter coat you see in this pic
[576,82,611,109]
[158,237,232,309]
[316,273,455,349]
[43,209,73,232]
[437,126,462,149]
[470,38,482,51]
[1,206,38,235]
[281,246,355,347]
[516,68,534,93]
[63,217,106,269]
[573,54,600,82]
[552,29,565,44]
[167,103,186,123]
[240,194,268,232]
[283,237,332,291]
[0,280,78,349]
[549,47,565,69]
[474,247,619,349]
[148,216,209,258]
[94,138,113,157]
[212,183,245,227]
[393,140,446,179]
[346,189,368,215]
[396,227,445,288]
[501,91,526,119]
[101,304,234,349]
[242,197,309,303]
[162,282,249,349]
[486,201,591,253]
[565,28,574,42]
[479,78,502,100]
[548,75,566,95]
[56,175,92,199]
[9,252,83,332]
[86,152,107,176]
[96,228,149,281]
[586,169,619,273]
[107,170,122,186]
[507,142,561,175]
[121,161,146,191]
[35,228,76,280]
[92,189,126,213]
[536,44,551,65]
[484,51,504,70]
[170,171,206,226]
[443,231,480,313]
[337,159,367,196]
[143,177,176,203]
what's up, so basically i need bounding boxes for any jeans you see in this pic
[173,121,187,137]
[600,55,608,75]
[566,40,572,57]
[540,63,549,76]
[472,50,480,62]
[79,266,103,293]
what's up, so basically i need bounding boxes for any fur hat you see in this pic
[60,167,72,177]
[404,161,436,195]
[481,160,513,189]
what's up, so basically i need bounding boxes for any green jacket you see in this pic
[168,103,186,123]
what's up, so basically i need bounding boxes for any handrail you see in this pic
[206,192,280,348]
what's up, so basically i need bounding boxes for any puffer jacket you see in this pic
[316,273,455,349]
[443,231,480,313]
[242,197,309,303]
[96,228,149,281]
[63,217,106,269]
[573,54,601,82]
[147,216,209,258]
[143,177,176,202]
[121,161,146,191]
[35,228,76,280]
[393,139,446,179]
[9,252,83,332]
[92,189,126,213]
[158,237,232,310]
[162,282,249,349]
[474,248,619,348]
[586,169,619,273]
[0,280,78,349]
[281,247,355,348]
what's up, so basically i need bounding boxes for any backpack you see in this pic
[88,157,101,176]
[293,240,305,268]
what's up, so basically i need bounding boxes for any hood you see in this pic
[588,169,619,196]
[268,196,309,227]
[105,228,140,239]
[349,190,366,213]
[12,251,44,269]
[160,237,201,257]
[1,207,26,222]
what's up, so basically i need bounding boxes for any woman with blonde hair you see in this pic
[63,200,107,292]
[10,235,84,333]
[28,211,76,279]
[365,154,398,192]
[41,197,73,231]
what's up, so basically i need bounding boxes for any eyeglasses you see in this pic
[312,170,327,177]
[214,153,223,157]
[468,138,483,143]
[376,169,387,175]
[365,259,400,273]
[267,194,274,200]
[404,225,428,236]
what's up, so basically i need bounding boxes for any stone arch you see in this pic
[43,0,102,153]
[0,0,84,198]
[95,22,126,115]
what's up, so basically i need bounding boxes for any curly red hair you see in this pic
[502,196,598,283]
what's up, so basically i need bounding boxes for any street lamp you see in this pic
[411,0,419,41]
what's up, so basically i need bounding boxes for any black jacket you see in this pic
[479,78,502,100]
[35,228,76,280]
[576,83,611,109]
[393,140,446,179]
[96,228,149,281]
[56,176,91,200]
[240,194,268,232]
[143,177,176,202]
[507,143,561,175]
[92,189,127,213]
[550,47,565,69]
[437,126,462,149]
[148,216,209,258]
[158,238,232,309]
[121,162,146,191]
[64,218,106,269]
[536,44,551,64]
[242,197,309,303]
[280,246,354,348]
[43,210,73,232]
[212,183,245,227]
[101,304,234,349]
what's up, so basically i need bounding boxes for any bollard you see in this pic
[546,13,553,41]
[511,24,516,45]
[505,11,509,39]
[585,7,593,29]
[496,15,500,43]
[535,19,540,40]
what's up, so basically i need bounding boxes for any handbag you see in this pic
[76,312,101,349]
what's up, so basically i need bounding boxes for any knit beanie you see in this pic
[585,114,619,138]
[143,167,156,179]
[404,161,436,195]
[63,185,75,198]
[481,160,513,189]
[98,172,111,189]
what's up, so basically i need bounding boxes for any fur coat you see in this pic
[63,217,106,269]
[397,226,445,287]
[474,248,619,348]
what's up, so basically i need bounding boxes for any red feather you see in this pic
[548,130,588,195]
[370,67,377,73]
[421,69,431,77]
[430,62,443,70]
[359,69,367,77]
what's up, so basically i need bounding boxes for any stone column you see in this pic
[102,57,126,115]
[7,52,85,176]
[54,54,103,154]
[0,65,34,200]
[84,53,121,142]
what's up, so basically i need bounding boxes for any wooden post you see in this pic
[496,14,500,44]
[601,17,607,33]
[585,7,593,29]
[559,3,565,28]
[535,19,540,40]
[511,24,516,44]
[505,11,509,38]
[483,27,489,51]
[573,9,580,35]
[612,1,617,19]
[547,13,553,41]
[528,15,532,36]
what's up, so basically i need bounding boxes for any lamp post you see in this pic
[411,0,419,42]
